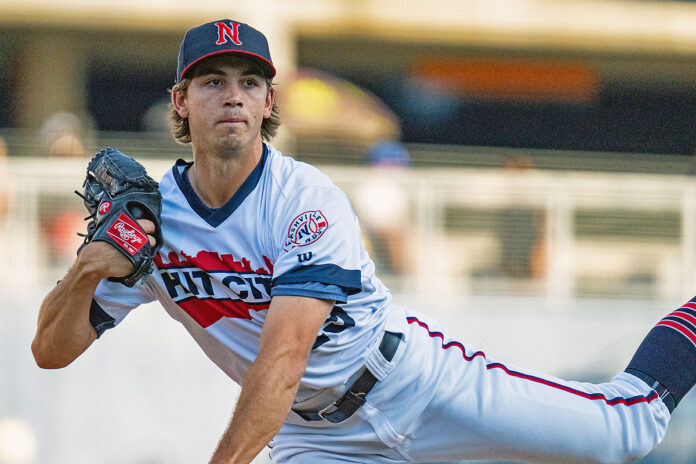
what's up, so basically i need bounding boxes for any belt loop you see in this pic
[365,331,400,381]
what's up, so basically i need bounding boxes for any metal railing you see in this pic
[2,127,693,173]
[3,156,695,302]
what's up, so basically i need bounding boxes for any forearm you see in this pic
[208,295,333,463]
[209,351,304,464]
[32,257,103,368]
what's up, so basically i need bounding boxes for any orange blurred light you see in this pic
[412,58,600,102]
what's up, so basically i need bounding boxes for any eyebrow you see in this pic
[195,67,225,77]
[241,69,263,78]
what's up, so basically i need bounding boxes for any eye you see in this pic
[244,78,258,87]
[207,78,223,86]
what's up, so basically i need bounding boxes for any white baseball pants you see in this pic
[270,308,670,463]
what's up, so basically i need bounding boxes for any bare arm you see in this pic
[32,221,156,369]
[209,295,334,464]
[32,246,105,368]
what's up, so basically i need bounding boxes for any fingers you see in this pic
[136,219,158,248]
[137,219,155,234]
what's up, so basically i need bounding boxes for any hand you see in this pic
[77,219,158,279]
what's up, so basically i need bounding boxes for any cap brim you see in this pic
[178,50,276,82]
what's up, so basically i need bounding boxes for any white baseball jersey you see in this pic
[92,144,401,399]
[91,144,675,463]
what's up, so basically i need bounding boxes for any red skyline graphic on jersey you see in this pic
[178,298,269,327]
[155,250,274,328]
[154,250,273,275]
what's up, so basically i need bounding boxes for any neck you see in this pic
[188,138,264,208]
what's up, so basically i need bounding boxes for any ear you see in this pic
[263,86,275,119]
[171,86,189,118]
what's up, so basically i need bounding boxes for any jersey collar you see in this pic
[173,144,269,227]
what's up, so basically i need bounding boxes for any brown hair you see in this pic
[168,59,280,144]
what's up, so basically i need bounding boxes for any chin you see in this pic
[217,138,245,154]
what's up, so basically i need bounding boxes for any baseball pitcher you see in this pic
[33,19,692,464]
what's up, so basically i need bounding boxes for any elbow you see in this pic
[285,358,307,389]
[31,337,72,369]
[286,346,311,383]
[261,349,307,391]
[585,422,667,464]
[273,352,306,391]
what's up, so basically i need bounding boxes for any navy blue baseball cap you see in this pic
[177,19,276,83]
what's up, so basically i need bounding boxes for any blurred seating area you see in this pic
[1,1,695,162]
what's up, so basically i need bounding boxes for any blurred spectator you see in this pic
[498,154,546,279]
[366,140,411,167]
[38,111,90,158]
[0,136,11,222]
[352,141,412,275]
[38,112,91,265]
[142,97,171,133]
[0,137,13,264]
[44,206,86,265]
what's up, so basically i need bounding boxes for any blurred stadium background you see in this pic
[2,1,696,463]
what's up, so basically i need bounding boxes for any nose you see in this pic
[223,82,243,107]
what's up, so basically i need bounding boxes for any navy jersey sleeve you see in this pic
[91,277,157,337]
[270,185,362,303]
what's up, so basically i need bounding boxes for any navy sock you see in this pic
[625,297,696,413]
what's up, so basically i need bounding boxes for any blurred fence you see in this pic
[2,156,696,301]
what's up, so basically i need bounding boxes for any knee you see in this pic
[589,427,666,464]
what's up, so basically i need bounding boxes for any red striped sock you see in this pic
[625,298,696,412]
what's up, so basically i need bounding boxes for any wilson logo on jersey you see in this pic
[155,250,273,328]
[284,210,328,251]
[106,213,147,256]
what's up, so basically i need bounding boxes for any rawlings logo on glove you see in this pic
[107,214,148,255]
[76,148,164,287]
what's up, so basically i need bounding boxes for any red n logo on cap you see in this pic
[215,21,242,46]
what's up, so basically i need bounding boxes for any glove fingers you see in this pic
[91,148,158,196]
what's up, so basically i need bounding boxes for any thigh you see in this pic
[270,412,408,463]
[399,313,670,464]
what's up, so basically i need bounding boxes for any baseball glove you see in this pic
[76,147,164,287]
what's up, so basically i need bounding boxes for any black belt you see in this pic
[293,331,401,423]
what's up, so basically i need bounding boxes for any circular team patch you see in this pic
[285,210,328,251]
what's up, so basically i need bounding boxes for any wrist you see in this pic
[75,245,112,281]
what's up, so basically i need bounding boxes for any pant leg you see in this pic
[396,312,671,464]
[271,308,671,464]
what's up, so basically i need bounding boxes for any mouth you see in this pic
[218,117,246,125]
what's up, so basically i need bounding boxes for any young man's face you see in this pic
[175,55,274,155]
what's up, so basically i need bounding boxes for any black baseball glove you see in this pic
[76,147,164,287]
